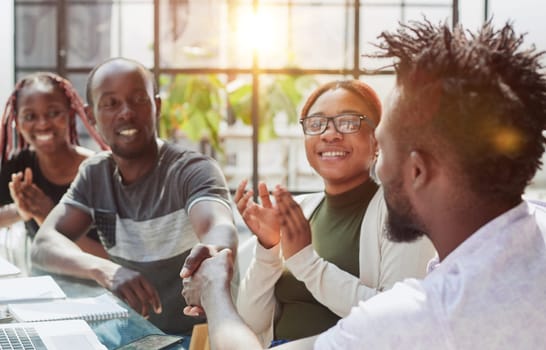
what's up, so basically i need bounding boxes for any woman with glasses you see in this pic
[234,80,435,347]
[0,72,108,259]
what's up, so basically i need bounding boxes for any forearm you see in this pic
[0,203,21,228]
[75,235,109,259]
[200,223,239,256]
[237,241,282,337]
[286,245,378,317]
[31,228,114,283]
[203,284,264,350]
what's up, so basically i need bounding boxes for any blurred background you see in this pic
[1,0,544,196]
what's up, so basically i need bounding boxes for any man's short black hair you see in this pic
[376,19,546,201]
[85,57,159,107]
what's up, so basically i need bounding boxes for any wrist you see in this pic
[201,279,231,309]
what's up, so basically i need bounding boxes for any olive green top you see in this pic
[273,180,379,340]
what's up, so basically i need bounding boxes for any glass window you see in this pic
[66,4,113,68]
[13,0,459,192]
[118,2,154,66]
[288,4,355,69]
[160,1,229,69]
[15,4,56,68]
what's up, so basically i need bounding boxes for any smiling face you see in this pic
[88,60,160,160]
[16,82,72,154]
[304,87,378,194]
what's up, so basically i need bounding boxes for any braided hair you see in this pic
[0,72,108,165]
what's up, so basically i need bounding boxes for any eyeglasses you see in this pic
[299,113,376,135]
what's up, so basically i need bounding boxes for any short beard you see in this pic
[384,198,427,243]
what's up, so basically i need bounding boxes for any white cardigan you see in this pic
[236,188,436,346]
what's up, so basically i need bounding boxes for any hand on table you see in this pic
[98,264,162,318]
[234,179,280,249]
[181,249,234,317]
[273,185,312,259]
[9,168,55,224]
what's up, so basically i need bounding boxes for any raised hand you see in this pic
[8,168,55,224]
[273,185,312,259]
[233,179,280,248]
[97,263,162,318]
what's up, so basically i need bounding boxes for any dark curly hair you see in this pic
[375,19,546,201]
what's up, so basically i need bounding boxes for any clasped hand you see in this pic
[180,244,233,317]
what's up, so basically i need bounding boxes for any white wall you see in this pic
[0,1,14,105]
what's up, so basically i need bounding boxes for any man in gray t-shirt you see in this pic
[31,57,238,335]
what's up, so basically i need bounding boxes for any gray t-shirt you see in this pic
[61,141,231,335]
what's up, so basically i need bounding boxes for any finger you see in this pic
[117,287,145,317]
[236,190,254,215]
[233,178,248,203]
[183,305,205,317]
[279,191,306,235]
[180,245,214,278]
[10,172,23,191]
[258,182,273,208]
[274,189,300,239]
[23,167,33,186]
[137,278,163,314]
[125,280,151,317]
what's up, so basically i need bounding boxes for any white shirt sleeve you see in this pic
[236,240,283,347]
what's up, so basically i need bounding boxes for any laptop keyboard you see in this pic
[0,327,47,350]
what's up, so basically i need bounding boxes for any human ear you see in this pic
[154,95,162,120]
[409,150,429,190]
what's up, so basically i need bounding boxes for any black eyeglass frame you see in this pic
[299,113,376,135]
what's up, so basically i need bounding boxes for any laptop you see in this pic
[0,319,106,350]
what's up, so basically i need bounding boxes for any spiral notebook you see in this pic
[7,293,129,323]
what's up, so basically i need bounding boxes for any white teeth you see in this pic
[119,129,138,136]
[322,151,347,158]
[35,134,53,141]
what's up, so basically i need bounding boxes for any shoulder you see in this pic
[316,280,440,348]
[1,149,34,177]
[161,142,209,163]
[74,145,96,158]
[77,151,115,175]
[4,148,35,165]
[160,142,223,175]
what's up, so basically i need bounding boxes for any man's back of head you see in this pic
[376,20,546,204]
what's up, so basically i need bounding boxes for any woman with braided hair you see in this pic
[0,72,108,258]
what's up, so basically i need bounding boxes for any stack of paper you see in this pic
[0,256,20,277]
[0,275,66,303]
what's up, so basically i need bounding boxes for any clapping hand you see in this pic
[234,179,280,249]
[273,185,312,259]
[8,168,55,224]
